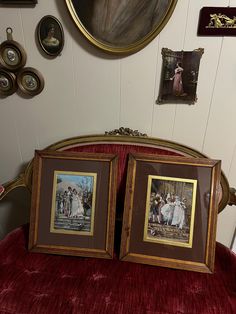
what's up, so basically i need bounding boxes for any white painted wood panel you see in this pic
[151,0,190,139]
[172,0,229,151]
[202,36,236,174]
[119,37,159,135]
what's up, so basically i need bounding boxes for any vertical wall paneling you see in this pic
[172,0,229,151]
[119,38,159,135]
[0,9,24,182]
[151,0,190,139]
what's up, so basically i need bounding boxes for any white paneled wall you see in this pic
[0,0,236,246]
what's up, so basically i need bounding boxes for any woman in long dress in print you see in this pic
[71,189,84,218]
[171,196,185,229]
[161,193,175,225]
[171,62,185,96]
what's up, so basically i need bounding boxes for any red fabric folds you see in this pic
[0,225,235,314]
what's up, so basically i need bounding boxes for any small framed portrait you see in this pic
[37,15,64,56]
[156,48,204,105]
[120,153,221,273]
[28,150,118,259]
[0,28,27,71]
[198,7,236,36]
[17,67,44,96]
[0,69,17,96]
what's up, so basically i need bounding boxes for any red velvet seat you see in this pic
[1,132,236,313]
[0,224,235,314]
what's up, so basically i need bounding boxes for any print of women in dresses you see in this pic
[170,63,187,97]
[150,192,187,230]
[56,186,88,219]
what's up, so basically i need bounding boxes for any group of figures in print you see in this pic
[150,192,187,230]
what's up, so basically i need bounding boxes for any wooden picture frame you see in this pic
[37,15,64,57]
[157,48,204,105]
[120,153,221,273]
[29,150,118,259]
[0,1,37,5]
[198,7,236,36]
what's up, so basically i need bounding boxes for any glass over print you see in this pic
[50,171,96,235]
[120,153,221,273]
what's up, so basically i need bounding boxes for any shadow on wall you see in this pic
[0,187,30,240]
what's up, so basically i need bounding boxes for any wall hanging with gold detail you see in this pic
[0,27,44,97]
[198,7,236,36]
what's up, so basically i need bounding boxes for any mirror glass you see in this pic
[65,0,178,54]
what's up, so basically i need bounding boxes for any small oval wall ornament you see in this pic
[0,69,17,96]
[17,67,44,96]
[37,15,64,57]
[0,28,27,71]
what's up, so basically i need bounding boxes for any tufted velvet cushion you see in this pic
[0,224,235,314]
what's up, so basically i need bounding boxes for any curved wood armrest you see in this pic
[229,187,236,206]
[0,174,27,201]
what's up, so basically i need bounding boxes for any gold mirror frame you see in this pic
[65,0,178,55]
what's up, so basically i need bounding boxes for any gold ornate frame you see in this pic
[17,67,44,96]
[65,0,178,55]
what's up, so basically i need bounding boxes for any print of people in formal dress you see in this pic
[52,172,96,234]
[42,23,60,48]
[170,63,186,97]
[145,177,197,246]
[157,48,204,104]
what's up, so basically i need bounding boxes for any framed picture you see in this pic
[29,150,118,259]
[0,1,37,5]
[37,15,64,57]
[156,48,204,105]
[198,7,236,36]
[231,227,236,254]
[17,67,44,96]
[0,27,27,72]
[0,69,17,96]
[120,153,221,273]
[65,0,178,55]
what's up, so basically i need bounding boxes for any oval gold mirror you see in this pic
[65,0,178,55]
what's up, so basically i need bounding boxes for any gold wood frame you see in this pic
[120,153,221,273]
[28,150,118,259]
[0,133,231,212]
[65,0,178,55]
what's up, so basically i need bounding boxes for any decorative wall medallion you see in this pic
[17,67,44,96]
[37,15,64,57]
[0,69,17,96]
[0,28,27,71]
[198,7,236,36]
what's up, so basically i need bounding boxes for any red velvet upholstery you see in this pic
[1,142,236,313]
[0,225,235,314]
